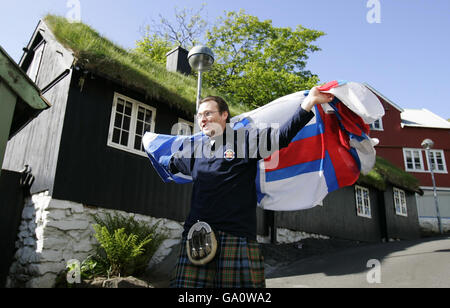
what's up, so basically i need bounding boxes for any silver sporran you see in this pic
[186,221,218,266]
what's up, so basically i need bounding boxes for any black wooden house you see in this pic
[2,17,201,222]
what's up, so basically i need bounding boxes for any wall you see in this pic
[0,81,16,174]
[383,186,421,240]
[370,97,450,189]
[6,192,184,288]
[275,186,383,243]
[52,71,193,222]
[2,23,74,194]
[416,189,450,234]
[0,170,25,287]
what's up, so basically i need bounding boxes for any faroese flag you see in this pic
[143,81,384,211]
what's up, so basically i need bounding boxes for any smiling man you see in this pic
[169,87,334,288]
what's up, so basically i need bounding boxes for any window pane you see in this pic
[116,99,124,113]
[435,152,444,170]
[134,136,142,151]
[138,109,144,121]
[144,124,151,132]
[145,110,152,123]
[125,102,132,116]
[405,151,412,169]
[136,121,143,135]
[114,113,123,128]
[413,151,421,169]
[123,116,131,131]
[120,131,129,146]
[112,128,120,143]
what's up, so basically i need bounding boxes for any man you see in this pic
[169,87,334,288]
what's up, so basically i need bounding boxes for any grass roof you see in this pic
[43,15,248,117]
[358,156,422,194]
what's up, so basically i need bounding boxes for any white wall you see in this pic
[6,192,183,288]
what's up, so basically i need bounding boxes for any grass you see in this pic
[358,156,421,193]
[43,15,248,117]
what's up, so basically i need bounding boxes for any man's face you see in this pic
[197,101,228,137]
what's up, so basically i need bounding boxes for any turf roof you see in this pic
[43,14,248,117]
[358,156,422,194]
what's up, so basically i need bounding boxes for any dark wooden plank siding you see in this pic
[2,29,74,195]
[52,71,193,222]
[383,186,421,240]
[0,170,25,287]
[275,186,383,243]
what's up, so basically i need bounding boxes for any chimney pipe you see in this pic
[166,46,191,75]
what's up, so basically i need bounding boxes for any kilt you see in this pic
[170,231,266,288]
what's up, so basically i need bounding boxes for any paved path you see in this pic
[266,236,450,288]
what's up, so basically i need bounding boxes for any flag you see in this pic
[143,81,384,211]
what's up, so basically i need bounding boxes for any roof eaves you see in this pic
[0,45,50,110]
[363,83,404,113]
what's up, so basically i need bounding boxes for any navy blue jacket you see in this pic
[169,107,314,240]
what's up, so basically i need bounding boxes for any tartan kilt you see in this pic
[170,231,266,288]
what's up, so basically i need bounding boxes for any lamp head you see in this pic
[421,139,434,149]
[188,46,215,72]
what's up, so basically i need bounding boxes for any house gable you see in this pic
[2,21,74,195]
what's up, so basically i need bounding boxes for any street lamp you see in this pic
[421,139,443,235]
[188,46,215,113]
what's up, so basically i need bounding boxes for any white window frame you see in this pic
[425,149,448,174]
[107,92,156,157]
[355,185,372,219]
[175,118,195,136]
[370,118,384,131]
[27,40,46,83]
[403,148,425,172]
[393,187,408,217]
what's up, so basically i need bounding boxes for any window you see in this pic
[393,187,408,217]
[175,118,195,136]
[403,148,425,172]
[370,118,383,131]
[425,149,447,173]
[355,185,371,218]
[108,93,156,156]
[27,40,46,83]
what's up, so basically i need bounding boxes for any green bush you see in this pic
[81,213,167,279]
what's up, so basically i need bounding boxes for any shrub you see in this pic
[82,213,167,279]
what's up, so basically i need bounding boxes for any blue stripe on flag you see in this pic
[265,159,323,182]
[256,164,265,203]
[233,118,251,130]
[291,124,320,142]
[323,151,339,192]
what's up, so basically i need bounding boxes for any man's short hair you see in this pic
[200,96,231,123]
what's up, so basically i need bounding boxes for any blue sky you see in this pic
[1,0,449,119]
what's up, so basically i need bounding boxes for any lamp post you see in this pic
[188,46,215,114]
[421,139,443,235]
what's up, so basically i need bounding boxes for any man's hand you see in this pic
[301,87,335,112]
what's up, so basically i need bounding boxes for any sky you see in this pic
[1,0,449,119]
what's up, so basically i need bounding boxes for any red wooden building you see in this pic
[365,84,450,233]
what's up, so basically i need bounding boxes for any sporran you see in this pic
[186,221,218,266]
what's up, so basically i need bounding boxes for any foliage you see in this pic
[81,213,167,279]
[92,225,152,277]
[135,31,175,65]
[134,9,324,109]
[203,10,324,108]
